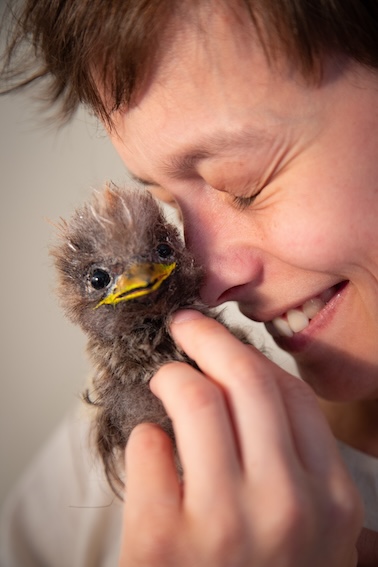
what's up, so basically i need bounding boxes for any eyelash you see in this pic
[232,193,259,210]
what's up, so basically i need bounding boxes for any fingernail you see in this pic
[171,309,204,325]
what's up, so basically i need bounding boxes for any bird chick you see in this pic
[51,184,251,497]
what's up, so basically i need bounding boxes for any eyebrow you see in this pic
[130,128,270,185]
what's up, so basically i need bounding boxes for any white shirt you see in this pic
[0,408,123,567]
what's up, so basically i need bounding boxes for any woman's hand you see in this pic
[119,310,362,567]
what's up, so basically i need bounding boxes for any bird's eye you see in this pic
[90,269,111,290]
[156,243,173,259]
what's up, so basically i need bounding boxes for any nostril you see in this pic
[200,282,252,307]
[198,250,264,307]
[215,283,252,305]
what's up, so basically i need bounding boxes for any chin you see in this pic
[296,355,378,402]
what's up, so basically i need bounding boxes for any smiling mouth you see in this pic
[266,281,347,338]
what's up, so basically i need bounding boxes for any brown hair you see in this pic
[2,0,378,125]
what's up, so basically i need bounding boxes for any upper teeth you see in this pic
[270,288,335,338]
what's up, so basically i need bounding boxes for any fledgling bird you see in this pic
[51,184,252,497]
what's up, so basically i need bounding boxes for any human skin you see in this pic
[119,312,361,566]
[103,4,378,565]
[109,15,378,405]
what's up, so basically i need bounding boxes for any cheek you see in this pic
[266,155,378,273]
[266,195,359,272]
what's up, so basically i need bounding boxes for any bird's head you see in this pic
[51,185,203,341]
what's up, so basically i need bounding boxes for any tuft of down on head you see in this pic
[51,184,203,343]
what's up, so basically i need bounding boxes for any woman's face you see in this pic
[107,8,378,402]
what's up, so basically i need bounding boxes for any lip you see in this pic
[239,281,346,324]
[264,280,349,353]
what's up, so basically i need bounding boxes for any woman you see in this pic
[2,1,378,564]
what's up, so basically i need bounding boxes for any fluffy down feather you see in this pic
[51,184,252,497]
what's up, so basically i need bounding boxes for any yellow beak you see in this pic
[96,262,176,307]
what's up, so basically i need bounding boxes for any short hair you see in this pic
[2,0,378,125]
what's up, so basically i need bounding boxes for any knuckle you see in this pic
[267,479,362,558]
[326,477,363,537]
[276,496,310,540]
[258,487,315,556]
[203,509,249,564]
[180,378,223,413]
[229,353,278,394]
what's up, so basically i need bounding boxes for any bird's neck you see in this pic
[87,313,181,378]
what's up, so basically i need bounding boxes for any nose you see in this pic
[179,197,264,306]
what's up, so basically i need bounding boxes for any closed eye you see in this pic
[232,193,260,210]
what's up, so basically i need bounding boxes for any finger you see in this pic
[274,374,342,474]
[150,361,241,507]
[120,424,182,565]
[171,311,361,535]
[124,423,181,515]
[169,310,299,478]
[272,373,363,545]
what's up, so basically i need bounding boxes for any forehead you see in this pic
[108,9,316,180]
[108,4,378,188]
[135,0,311,95]
[142,2,292,98]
